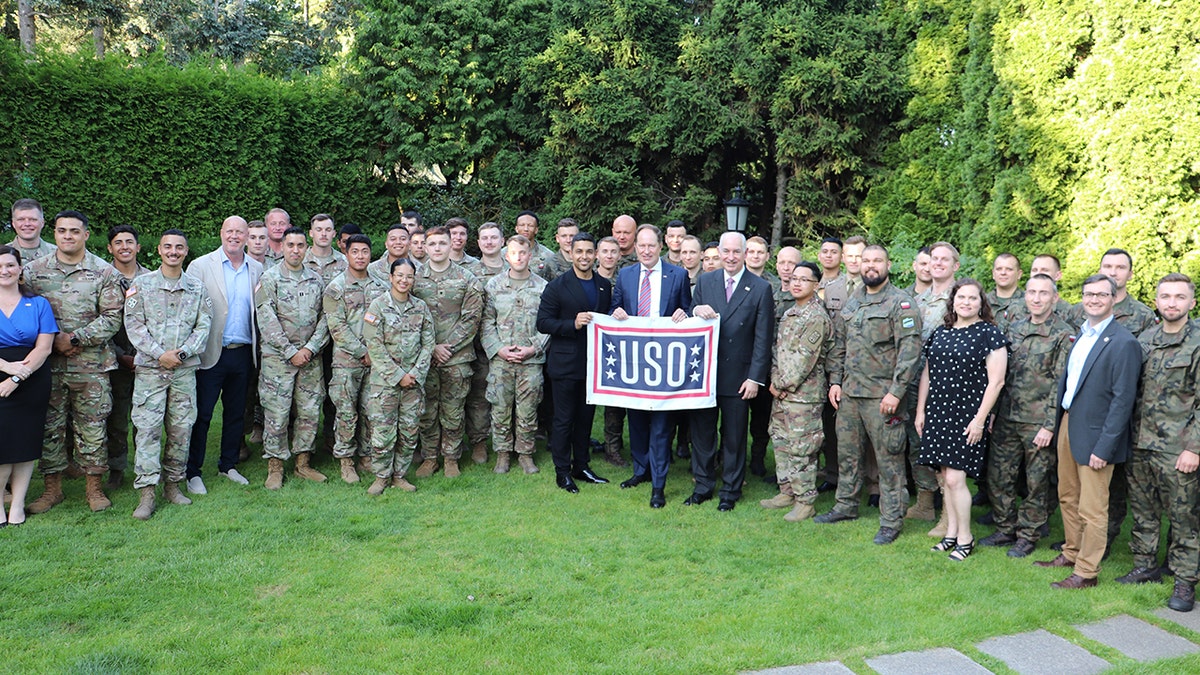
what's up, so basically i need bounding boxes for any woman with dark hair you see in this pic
[916,278,1007,560]
[0,245,58,526]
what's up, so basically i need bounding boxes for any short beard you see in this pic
[863,270,889,289]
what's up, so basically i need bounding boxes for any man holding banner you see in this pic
[609,225,692,508]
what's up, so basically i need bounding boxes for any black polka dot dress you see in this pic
[916,321,1008,478]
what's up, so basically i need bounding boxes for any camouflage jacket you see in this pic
[23,250,124,374]
[481,273,549,364]
[771,299,832,404]
[995,314,1074,429]
[263,248,283,270]
[773,286,793,322]
[411,262,485,367]
[363,292,435,388]
[915,285,951,342]
[465,258,508,285]
[255,265,328,360]
[8,238,56,264]
[323,270,388,367]
[827,281,923,400]
[1134,320,1200,455]
[987,289,1029,334]
[1066,294,1159,336]
[111,263,152,362]
[123,270,212,369]
[821,274,853,318]
[366,255,404,286]
[303,249,348,287]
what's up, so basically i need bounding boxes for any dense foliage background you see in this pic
[2,0,1197,297]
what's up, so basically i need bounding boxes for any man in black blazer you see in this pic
[1035,274,1142,588]
[535,232,612,493]
[609,224,693,508]
[687,232,775,510]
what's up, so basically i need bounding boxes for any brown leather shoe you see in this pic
[1051,573,1097,589]
[1033,554,1075,568]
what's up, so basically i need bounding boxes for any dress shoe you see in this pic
[978,531,1016,547]
[867,494,880,508]
[186,476,207,495]
[1115,566,1164,585]
[620,473,650,489]
[650,488,666,509]
[1050,540,1065,551]
[1169,580,1196,612]
[1036,523,1051,539]
[1051,573,1097,589]
[1033,554,1074,568]
[972,490,989,506]
[717,499,736,512]
[572,467,609,484]
[816,480,836,494]
[1007,538,1037,558]
[813,510,857,524]
[749,459,767,477]
[675,445,691,460]
[556,474,580,494]
[873,526,900,545]
[682,491,713,506]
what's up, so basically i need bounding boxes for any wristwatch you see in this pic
[11,375,21,384]
[70,334,80,347]
[178,351,189,361]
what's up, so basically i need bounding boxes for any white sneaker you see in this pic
[220,469,250,485]
[186,476,208,495]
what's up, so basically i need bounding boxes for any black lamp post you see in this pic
[724,186,750,233]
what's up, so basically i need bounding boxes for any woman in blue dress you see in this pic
[0,245,58,526]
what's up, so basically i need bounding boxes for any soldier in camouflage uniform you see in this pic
[262,208,289,270]
[304,214,348,454]
[362,258,435,494]
[760,262,832,522]
[978,274,1074,557]
[256,227,329,489]
[745,236,779,479]
[481,236,549,475]
[1120,273,1200,612]
[595,237,630,467]
[1030,254,1076,321]
[816,244,923,545]
[105,225,150,489]
[367,224,411,286]
[411,226,485,478]
[323,234,388,483]
[987,253,1028,333]
[513,212,557,281]
[464,222,508,464]
[611,214,639,270]
[24,210,125,513]
[8,198,56,263]
[124,230,213,520]
[447,217,480,266]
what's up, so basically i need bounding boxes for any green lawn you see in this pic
[5,409,1199,674]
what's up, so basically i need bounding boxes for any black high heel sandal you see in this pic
[949,539,975,561]
[931,536,956,552]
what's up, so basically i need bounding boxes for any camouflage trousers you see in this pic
[769,399,824,506]
[259,356,325,461]
[367,379,424,478]
[1128,449,1200,583]
[328,364,370,459]
[605,406,626,453]
[107,367,135,472]
[419,363,472,460]
[987,418,1055,541]
[43,370,112,475]
[131,366,197,489]
[464,351,492,449]
[832,395,908,529]
[905,373,938,492]
[487,358,544,457]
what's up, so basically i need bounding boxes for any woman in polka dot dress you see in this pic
[915,279,1008,560]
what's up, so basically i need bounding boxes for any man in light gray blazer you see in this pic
[184,216,263,493]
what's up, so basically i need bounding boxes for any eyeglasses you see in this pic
[1081,291,1112,299]
[793,277,819,284]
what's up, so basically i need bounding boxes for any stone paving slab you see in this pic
[1074,614,1200,662]
[1154,607,1200,635]
[741,662,855,675]
[865,647,992,674]
[976,629,1109,675]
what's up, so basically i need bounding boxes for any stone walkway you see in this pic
[744,611,1200,674]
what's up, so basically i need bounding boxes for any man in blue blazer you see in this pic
[609,225,693,508]
[688,232,775,511]
[1035,273,1142,588]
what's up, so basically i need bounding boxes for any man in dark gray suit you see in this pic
[687,232,775,511]
[1035,273,1142,589]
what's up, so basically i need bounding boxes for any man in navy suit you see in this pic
[609,224,693,508]
[688,232,775,511]
[1034,273,1142,588]
[535,232,612,493]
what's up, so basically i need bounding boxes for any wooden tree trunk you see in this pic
[18,0,35,54]
[771,162,788,249]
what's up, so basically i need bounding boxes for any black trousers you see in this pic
[187,346,251,478]
[689,394,750,501]
[549,378,595,475]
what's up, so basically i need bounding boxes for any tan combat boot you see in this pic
[390,475,417,492]
[928,507,949,538]
[444,458,461,478]
[471,441,488,464]
[414,458,439,478]
[784,503,816,522]
[339,457,360,484]
[163,481,192,506]
[358,455,372,474]
[517,454,539,474]
[27,473,64,514]
[85,474,112,512]
[906,489,936,521]
[294,453,328,482]
[760,492,795,509]
[367,476,388,495]
[494,452,512,474]
[265,458,285,490]
[132,486,156,520]
[105,470,124,491]
[65,460,85,479]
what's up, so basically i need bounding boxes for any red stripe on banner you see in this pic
[588,322,716,400]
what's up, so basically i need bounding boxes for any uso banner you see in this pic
[586,314,719,411]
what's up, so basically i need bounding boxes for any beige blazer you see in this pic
[187,248,263,369]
